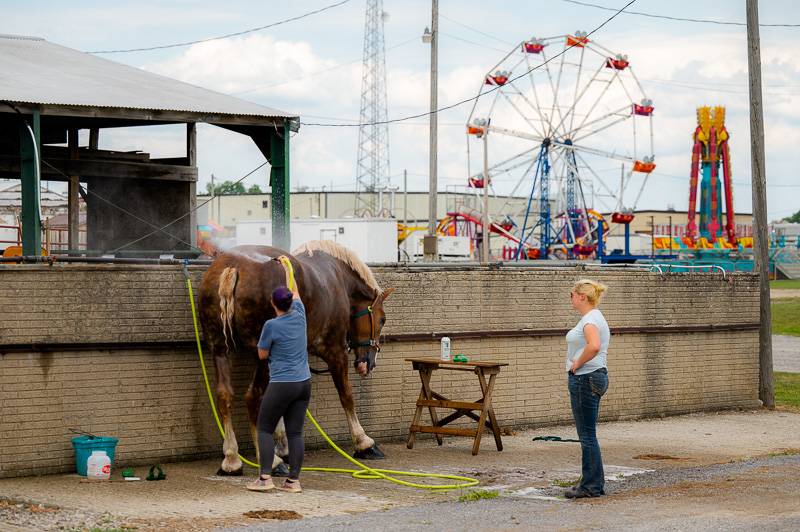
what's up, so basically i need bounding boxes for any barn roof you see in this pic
[0,33,297,126]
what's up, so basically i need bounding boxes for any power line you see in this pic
[561,0,800,27]
[300,0,639,127]
[88,0,351,54]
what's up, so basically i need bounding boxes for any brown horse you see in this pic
[198,240,394,475]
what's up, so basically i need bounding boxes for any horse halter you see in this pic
[348,294,382,359]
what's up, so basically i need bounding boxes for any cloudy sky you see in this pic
[4,0,799,220]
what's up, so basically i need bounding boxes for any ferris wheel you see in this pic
[466,31,655,259]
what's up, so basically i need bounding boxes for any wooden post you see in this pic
[68,128,80,251]
[187,123,198,248]
[89,128,99,150]
[746,0,774,408]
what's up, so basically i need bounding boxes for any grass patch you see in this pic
[775,372,800,408]
[458,489,499,502]
[771,298,800,336]
[771,279,800,290]
[767,448,800,457]
[551,478,579,488]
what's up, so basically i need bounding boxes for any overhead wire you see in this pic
[88,0,352,54]
[560,0,800,27]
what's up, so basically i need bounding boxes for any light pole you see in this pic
[482,129,490,263]
[422,0,438,261]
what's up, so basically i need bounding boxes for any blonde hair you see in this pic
[573,279,608,306]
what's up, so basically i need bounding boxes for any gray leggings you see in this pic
[257,379,311,479]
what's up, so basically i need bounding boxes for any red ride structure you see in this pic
[687,106,736,246]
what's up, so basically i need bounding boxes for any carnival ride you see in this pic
[688,106,736,248]
[463,31,655,260]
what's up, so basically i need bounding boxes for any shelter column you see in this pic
[187,123,197,247]
[19,111,42,256]
[68,128,80,251]
[268,121,290,250]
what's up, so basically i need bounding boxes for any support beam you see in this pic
[268,121,290,250]
[19,111,42,256]
[187,122,197,247]
[68,128,80,250]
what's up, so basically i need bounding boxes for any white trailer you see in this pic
[235,218,398,263]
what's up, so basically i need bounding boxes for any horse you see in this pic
[197,240,394,475]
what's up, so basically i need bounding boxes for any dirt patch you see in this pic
[244,509,303,520]
[633,454,685,461]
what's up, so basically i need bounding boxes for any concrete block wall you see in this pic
[0,264,760,478]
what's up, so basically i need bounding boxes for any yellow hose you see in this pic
[185,273,479,490]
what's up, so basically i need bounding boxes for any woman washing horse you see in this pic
[247,256,310,493]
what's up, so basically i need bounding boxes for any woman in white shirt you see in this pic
[564,279,610,499]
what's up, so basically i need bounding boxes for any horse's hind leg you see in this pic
[215,352,243,475]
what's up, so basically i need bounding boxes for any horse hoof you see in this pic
[353,444,385,460]
[216,467,243,476]
[271,462,290,477]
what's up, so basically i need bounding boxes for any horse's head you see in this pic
[349,287,395,378]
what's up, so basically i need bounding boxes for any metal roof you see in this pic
[0,34,297,123]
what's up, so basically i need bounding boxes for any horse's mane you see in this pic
[293,240,382,295]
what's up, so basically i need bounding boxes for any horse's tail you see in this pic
[218,266,238,352]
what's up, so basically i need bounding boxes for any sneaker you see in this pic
[277,478,302,493]
[246,476,275,492]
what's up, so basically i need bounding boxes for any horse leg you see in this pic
[215,353,243,476]
[330,361,384,459]
[273,418,290,463]
[244,360,289,477]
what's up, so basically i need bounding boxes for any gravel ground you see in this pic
[773,334,800,373]
[227,455,800,532]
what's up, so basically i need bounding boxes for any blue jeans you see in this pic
[568,368,609,495]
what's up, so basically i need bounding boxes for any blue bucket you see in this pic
[71,435,118,476]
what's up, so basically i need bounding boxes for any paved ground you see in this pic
[227,455,800,531]
[1,410,799,531]
[773,334,800,373]
[771,289,800,300]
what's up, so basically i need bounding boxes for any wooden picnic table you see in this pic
[405,358,507,455]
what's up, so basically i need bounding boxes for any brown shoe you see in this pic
[277,478,302,493]
[246,476,275,492]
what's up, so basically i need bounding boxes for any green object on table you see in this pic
[453,354,469,363]
[121,467,135,478]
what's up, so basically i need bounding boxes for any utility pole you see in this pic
[746,0,774,408]
[482,131,490,263]
[423,0,439,261]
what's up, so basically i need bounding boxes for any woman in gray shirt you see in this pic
[564,279,610,498]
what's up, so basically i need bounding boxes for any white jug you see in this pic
[86,450,111,480]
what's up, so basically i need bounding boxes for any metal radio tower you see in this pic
[355,0,390,216]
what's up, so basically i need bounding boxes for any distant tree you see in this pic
[205,180,246,195]
[785,209,800,223]
[247,184,263,194]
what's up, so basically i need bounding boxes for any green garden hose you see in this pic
[185,275,478,490]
